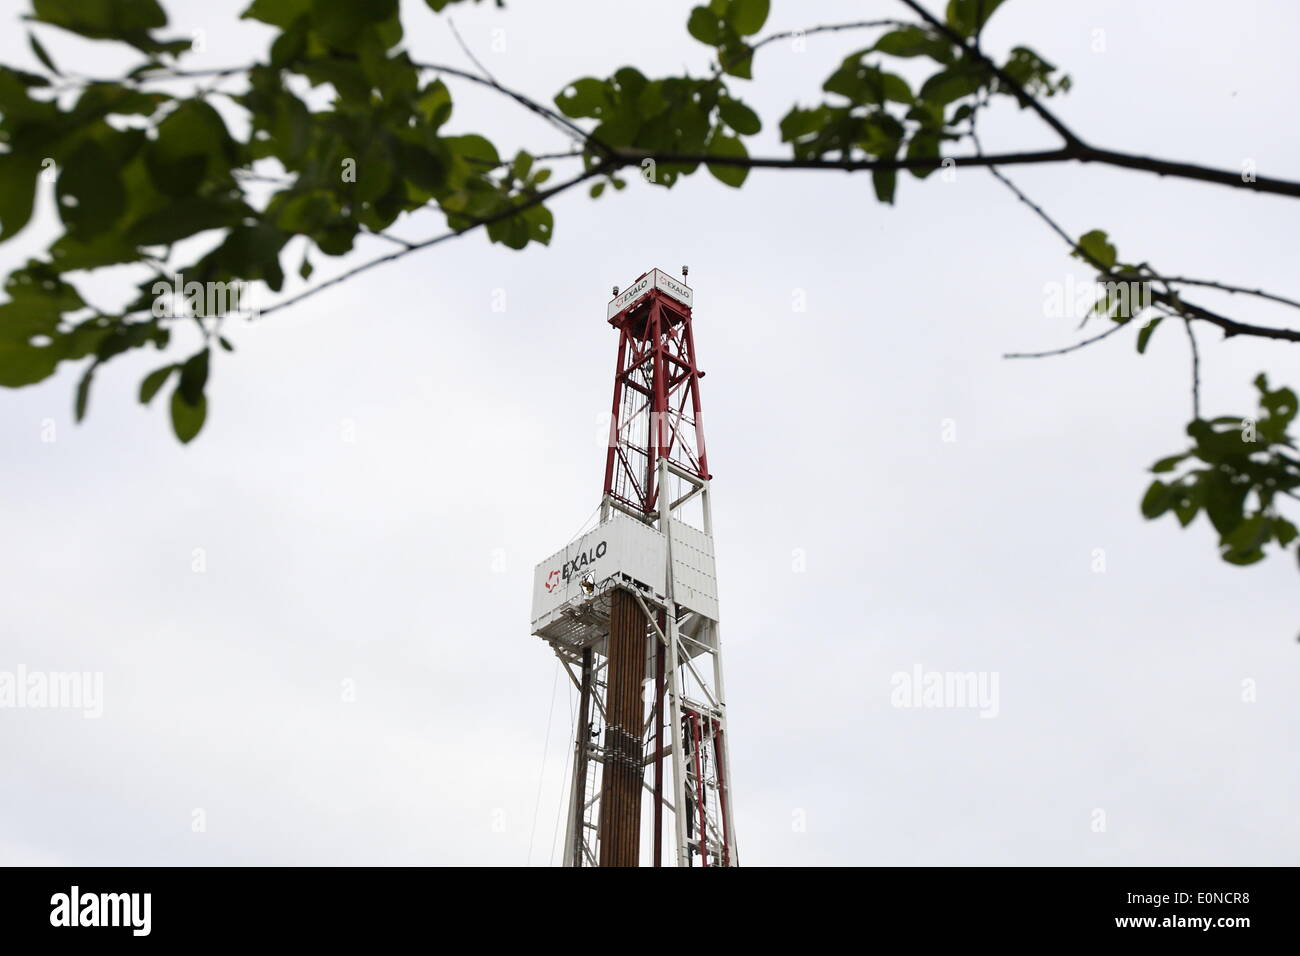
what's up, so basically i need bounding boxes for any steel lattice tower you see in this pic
[530,268,737,867]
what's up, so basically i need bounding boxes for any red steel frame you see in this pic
[603,281,710,516]
[678,707,731,867]
[585,271,733,866]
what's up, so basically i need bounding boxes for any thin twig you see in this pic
[255,160,614,319]
[897,0,1083,148]
[620,146,1075,172]
[361,229,416,250]
[447,18,499,86]
[753,19,908,55]
[1183,317,1202,418]
[980,145,1300,343]
[1111,272,1300,313]
[1003,320,1128,359]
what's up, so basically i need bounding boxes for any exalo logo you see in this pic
[607,275,653,319]
[50,886,151,936]
[653,270,692,307]
[544,569,561,593]
[561,540,608,582]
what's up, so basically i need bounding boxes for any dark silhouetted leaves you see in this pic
[32,0,190,54]
[145,100,238,198]
[1142,374,1300,570]
[139,363,176,404]
[57,139,127,237]
[874,27,952,62]
[170,386,206,443]
[718,96,760,135]
[945,0,1008,37]
[705,131,748,187]
[28,32,59,75]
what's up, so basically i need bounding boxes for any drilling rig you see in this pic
[530,268,737,867]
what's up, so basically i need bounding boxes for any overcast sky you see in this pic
[2,0,1298,866]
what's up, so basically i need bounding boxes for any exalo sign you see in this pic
[530,514,668,631]
[606,268,694,320]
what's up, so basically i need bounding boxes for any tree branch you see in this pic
[896,0,1083,148]
[1182,316,1202,418]
[979,148,1300,343]
[1111,274,1300,313]
[1003,319,1128,359]
[622,145,1075,171]
[750,19,909,57]
[605,144,1300,198]
[1075,145,1300,198]
[255,160,614,320]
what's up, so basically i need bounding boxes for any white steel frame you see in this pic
[559,457,737,867]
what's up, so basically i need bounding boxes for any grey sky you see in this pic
[1,0,1298,866]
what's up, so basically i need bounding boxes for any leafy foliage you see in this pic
[1143,377,1300,568]
[0,0,1296,598]
[0,0,551,441]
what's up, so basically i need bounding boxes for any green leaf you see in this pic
[139,363,176,404]
[1275,517,1298,547]
[946,0,1008,37]
[128,197,251,246]
[0,151,41,241]
[872,168,897,204]
[718,97,761,135]
[779,106,828,143]
[1141,480,1173,518]
[32,0,187,54]
[719,41,754,78]
[145,100,238,199]
[57,140,127,238]
[416,80,453,128]
[522,204,553,245]
[874,27,951,61]
[918,66,982,107]
[825,59,914,106]
[242,0,312,29]
[511,151,534,183]
[74,362,94,421]
[726,0,769,36]
[688,7,723,45]
[1224,513,1269,552]
[905,131,940,179]
[177,348,209,406]
[705,133,748,187]
[28,31,60,75]
[1075,229,1117,269]
[48,231,140,273]
[554,78,607,119]
[1150,453,1188,474]
[1136,316,1162,353]
[170,386,207,443]
[353,136,395,203]
[203,223,288,292]
[309,0,399,50]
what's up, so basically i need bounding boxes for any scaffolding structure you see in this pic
[530,269,737,867]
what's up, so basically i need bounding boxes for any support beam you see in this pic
[568,647,593,868]
[597,588,646,866]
